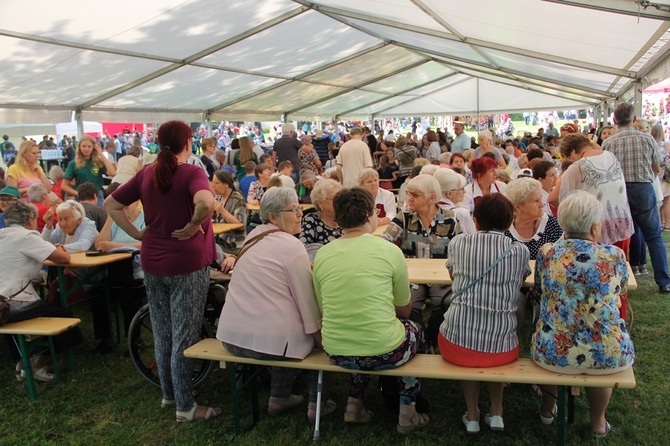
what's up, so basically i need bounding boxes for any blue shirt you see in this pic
[239,176,256,202]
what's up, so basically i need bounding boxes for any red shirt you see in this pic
[112,164,216,276]
[33,201,57,233]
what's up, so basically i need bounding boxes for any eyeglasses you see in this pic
[450,188,465,192]
[408,192,424,199]
[280,206,303,216]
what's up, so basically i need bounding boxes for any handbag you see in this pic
[0,282,32,327]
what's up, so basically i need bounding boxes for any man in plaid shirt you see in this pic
[603,102,670,293]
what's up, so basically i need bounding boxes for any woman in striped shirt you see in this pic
[438,194,531,434]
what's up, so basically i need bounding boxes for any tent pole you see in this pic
[476,79,480,132]
[75,110,84,139]
[204,113,212,137]
[633,81,643,119]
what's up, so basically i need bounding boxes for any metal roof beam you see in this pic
[541,0,670,21]
[207,42,388,112]
[285,59,431,115]
[78,6,309,108]
[299,1,636,78]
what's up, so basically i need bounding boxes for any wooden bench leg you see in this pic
[228,362,241,434]
[15,335,38,400]
[555,385,567,446]
[249,365,260,425]
[47,336,61,384]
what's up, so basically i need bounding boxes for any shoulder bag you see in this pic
[0,282,32,327]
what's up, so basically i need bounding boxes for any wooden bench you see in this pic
[0,317,81,399]
[184,338,635,445]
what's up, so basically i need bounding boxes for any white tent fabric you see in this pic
[0,0,668,124]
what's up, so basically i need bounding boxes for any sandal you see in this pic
[267,394,305,417]
[344,398,373,423]
[593,421,612,438]
[161,398,176,409]
[397,411,430,435]
[638,266,649,275]
[175,403,221,422]
[307,399,337,422]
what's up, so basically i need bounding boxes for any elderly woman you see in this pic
[6,140,52,200]
[106,120,219,422]
[298,134,322,176]
[0,200,81,381]
[382,174,460,349]
[298,170,318,204]
[299,179,342,260]
[532,191,634,437]
[463,157,507,212]
[42,200,98,252]
[504,178,563,261]
[27,183,56,232]
[434,168,476,235]
[313,187,428,434]
[359,168,396,226]
[111,146,143,185]
[439,194,531,434]
[217,188,332,421]
[211,169,247,251]
[473,130,506,169]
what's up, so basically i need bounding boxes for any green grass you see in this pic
[2,238,669,446]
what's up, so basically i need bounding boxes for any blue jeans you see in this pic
[626,183,670,286]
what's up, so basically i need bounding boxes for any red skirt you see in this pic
[438,334,519,368]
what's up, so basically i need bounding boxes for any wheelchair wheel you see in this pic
[127,304,215,388]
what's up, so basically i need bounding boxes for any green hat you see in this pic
[0,185,21,198]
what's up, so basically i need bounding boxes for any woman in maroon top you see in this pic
[105,120,220,422]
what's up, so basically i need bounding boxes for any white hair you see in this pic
[358,168,379,184]
[56,200,85,220]
[478,130,493,141]
[259,187,298,224]
[439,152,452,164]
[420,164,438,175]
[407,174,442,203]
[27,183,48,203]
[504,177,542,206]
[558,190,603,235]
[433,168,466,193]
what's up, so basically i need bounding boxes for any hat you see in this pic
[315,129,324,138]
[560,123,578,134]
[281,123,294,135]
[0,185,21,198]
[453,120,466,126]
[516,168,533,179]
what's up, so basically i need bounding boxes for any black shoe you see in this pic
[659,285,670,293]
[92,340,113,355]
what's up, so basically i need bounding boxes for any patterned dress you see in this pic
[299,212,342,247]
[531,239,635,371]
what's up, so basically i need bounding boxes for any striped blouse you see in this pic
[439,231,531,353]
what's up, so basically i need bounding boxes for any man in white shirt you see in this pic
[336,127,374,188]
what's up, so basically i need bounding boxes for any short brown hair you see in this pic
[473,194,514,231]
[532,161,555,180]
[559,133,592,159]
[333,187,374,229]
[77,182,99,201]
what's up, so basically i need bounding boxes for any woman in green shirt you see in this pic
[62,135,116,205]
[313,187,429,435]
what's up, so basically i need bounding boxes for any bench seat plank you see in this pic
[184,338,635,389]
[0,317,81,336]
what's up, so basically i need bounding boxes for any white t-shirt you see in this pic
[375,188,397,221]
[336,139,374,188]
[0,225,56,302]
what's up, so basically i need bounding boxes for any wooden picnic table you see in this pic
[246,203,314,212]
[213,223,244,235]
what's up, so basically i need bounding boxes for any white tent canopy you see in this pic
[0,0,669,124]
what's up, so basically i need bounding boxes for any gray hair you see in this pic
[358,168,379,184]
[504,177,542,206]
[558,190,603,235]
[407,174,442,204]
[126,146,142,157]
[613,102,634,126]
[215,149,226,158]
[433,168,465,194]
[439,152,451,164]
[49,165,65,181]
[56,200,85,220]
[3,200,38,226]
[478,130,493,141]
[259,187,298,224]
[310,178,341,211]
[299,134,312,146]
[420,164,438,175]
[300,170,317,184]
[27,183,48,203]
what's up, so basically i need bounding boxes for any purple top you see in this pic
[112,164,216,276]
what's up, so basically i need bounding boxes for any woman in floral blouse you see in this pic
[531,191,634,438]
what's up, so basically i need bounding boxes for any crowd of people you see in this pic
[3,101,665,437]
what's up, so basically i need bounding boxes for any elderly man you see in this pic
[336,127,374,188]
[0,185,21,228]
[604,102,670,293]
[274,123,311,184]
[451,120,470,154]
